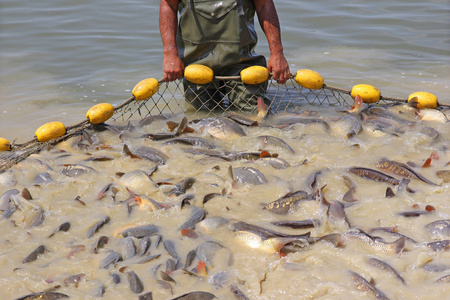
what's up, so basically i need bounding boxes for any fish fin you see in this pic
[349,95,363,113]
[256,97,269,121]
[392,236,406,254]
[407,96,419,109]
[196,260,207,276]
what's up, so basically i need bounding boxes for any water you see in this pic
[0,0,449,141]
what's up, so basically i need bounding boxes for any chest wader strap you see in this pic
[236,0,244,16]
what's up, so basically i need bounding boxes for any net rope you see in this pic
[0,73,444,172]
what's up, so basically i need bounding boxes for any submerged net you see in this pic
[0,73,436,172]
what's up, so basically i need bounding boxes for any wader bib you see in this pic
[177,0,268,112]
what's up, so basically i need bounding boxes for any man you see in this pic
[159,0,290,112]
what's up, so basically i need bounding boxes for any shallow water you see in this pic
[0,104,449,299]
[0,0,449,141]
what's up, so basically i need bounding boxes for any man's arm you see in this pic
[160,0,184,82]
[253,0,290,84]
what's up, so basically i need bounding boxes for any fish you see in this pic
[271,219,319,229]
[138,291,153,300]
[195,117,246,140]
[258,156,291,169]
[161,270,177,285]
[223,112,259,127]
[127,271,144,294]
[417,108,448,123]
[229,166,267,186]
[342,175,358,203]
[348,167,414,193]
[268,112,330,131]
[178,205,206,231]
[0,189,19,210]
[425,219,450,237]
[349,270,390,300]
[23,245,47,263]
[196,217,229,233]
[162,136,218,149]
[185,249,197,269]
[99,250,122,269]
[60,164,96,177]
[138,115,168,127]
[33,172,53,185]
[114,224,159,238]
[376,159,439,185]
[170,291,216,300]
[120,237,137,260]
[195,240,230,270]
[168,177,196,197]
[92,236,109,254]
[163,240,180,260]
[47,222,71,238]
[145,116,190,141]
[435,274,450,283]
[230,221,311,253]
[263,190,314,214]
[136,236,151,257]
[132,145,169,165]
[14,291,69,300]
[258,135,295,154]
[87,216,110,238]
[118,170,159,195]
[427,240,450,251]
[367,257,405,285]
[345,229,406,255]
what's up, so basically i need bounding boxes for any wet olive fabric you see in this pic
[177,0,268,111]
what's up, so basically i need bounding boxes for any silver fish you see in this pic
[0,170,17,187]
[127,271,144,294]
[425,219,450,237]
[196,117,246,140]
[87,216,110,238]
[99,250,122,269]
[229,166,267,186]
[163,136,218,149]
[133,145,169,165]
[60,164,96,177]
[346,229,406,255]
[23,245,47,263]
[263,190,313,214]
[114,224,159,238]
[178,205,206,231]
[120,237,136,260]
[163,239,180,260]
[14,291,69,300]
[33,172,53,185]
[367,257,405,285]
[258,135,295,154]
[350,270,390,300]
[170,291,216,300]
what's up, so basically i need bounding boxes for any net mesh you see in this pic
[0,74,424,172]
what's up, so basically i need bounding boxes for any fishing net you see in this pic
[0,73,435,172]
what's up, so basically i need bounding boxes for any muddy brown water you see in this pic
[0,104,449,300]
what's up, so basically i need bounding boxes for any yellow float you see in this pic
[241,66,269,85]
[0,137,11,151]
[86,103,115,124]
[408,92,438,109]
[184,64,214,85]
[132,78,159,100]
[351,84,381,103]
[295,69,324,90]
[35,121,66,142]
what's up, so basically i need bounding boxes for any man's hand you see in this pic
[267,53,290,84]
[163,54,184,82]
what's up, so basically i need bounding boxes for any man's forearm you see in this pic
[253,0,284,56]
[160,0,179,57]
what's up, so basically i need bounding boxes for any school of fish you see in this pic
[0,96,449,299]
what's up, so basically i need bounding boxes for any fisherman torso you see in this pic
[176,0,263,72]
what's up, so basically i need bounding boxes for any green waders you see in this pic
[177,0,269,112]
